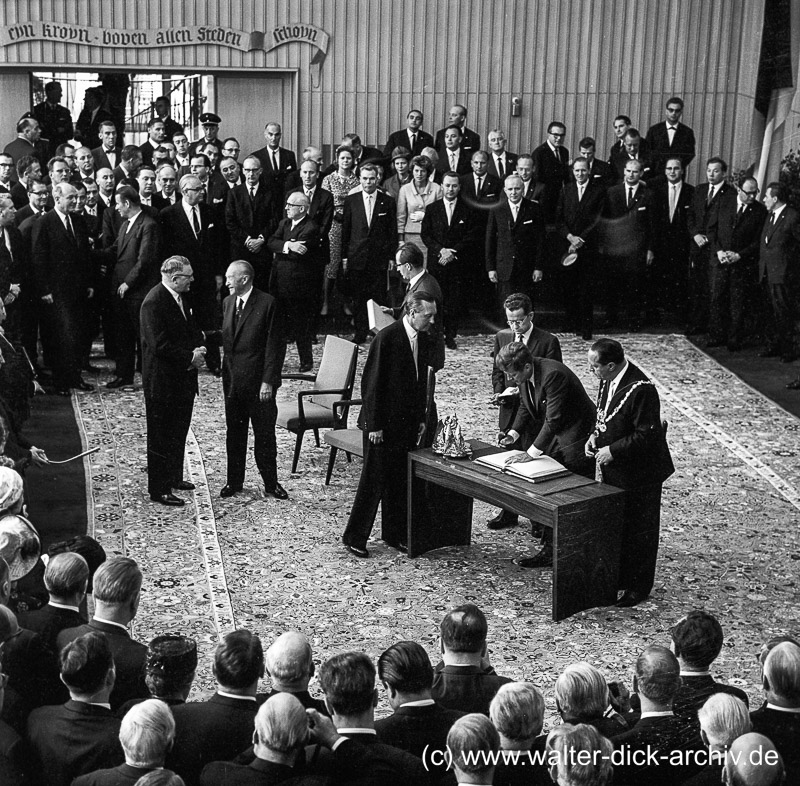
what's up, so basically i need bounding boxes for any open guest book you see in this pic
[474,450,571,482]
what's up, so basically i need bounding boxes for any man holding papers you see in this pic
[495,342,596,567]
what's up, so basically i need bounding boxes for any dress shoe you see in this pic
[74,380,95,391]
[514,546,553,568]
[445,337,458,350]
[759,347,780,358]
[220,484,243,498]
[780,353,797,363]
[149,493,185,507]
[264,482,289,500]
[786,378,800,390]
[615,590,648,607]
[105,377,133,389]
[487,510,519,530]
[344,542,369,558]
[299,362,313,373]
[172,480,195,491]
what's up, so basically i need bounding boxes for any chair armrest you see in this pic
[296,388,351,421]
[282,372,317,382]
[332,398,364,428]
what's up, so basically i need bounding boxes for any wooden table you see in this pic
[406,442,626,621]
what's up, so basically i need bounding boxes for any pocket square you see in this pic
[638,206,647,211]
[524,220,533,224]
[378,212,387,217]
[208,223,215,228]
[458,219,465,224]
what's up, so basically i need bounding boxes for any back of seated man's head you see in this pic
[60,630,114,695]
[671,610,724,669]
[255,693,309,757]
[213,629,264,691]
[490,682,545,747]
[146,634,197,699]
[635,645,681,706]
[318,651,376,717]
[447,714,500,781]
[441,603,488,655]
[698,693,751,752]
[725,733,784,786]
[119,699,175,768]
[0,604,19,641]
[758,635,800,669]
[265,631,314,691]
[763,641,800,706]
[554,662,609,722]
[48,535,106,594]
[546,723,614,786]
[93,555,142,607]
[45,552,89,600]
[130,770,184,786]
[378,640,433,695]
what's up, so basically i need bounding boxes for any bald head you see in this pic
[635,645,681,708]
[725,733,784,786]
[266,632,314,690]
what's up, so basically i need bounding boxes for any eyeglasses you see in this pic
[742,189,759,197]
[507,317,530,326]
[183,187,203,193]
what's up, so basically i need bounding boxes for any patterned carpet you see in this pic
[70,332,800,725]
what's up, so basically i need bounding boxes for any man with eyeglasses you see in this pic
[221,137,241,161]
[706,177,766,352]
[0,155,14,196]
[645,96,696,173]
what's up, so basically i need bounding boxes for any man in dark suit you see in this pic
[686,157,733,334]
[267,193,320,373]
[75,88,114,151]
[646,96,697,172]
[650,157,696,320]
[556,156,607,338]
[341,293,439,557]
[27,632,123,786]
[422,172,475,348]
[602,159,654,331]
[496,343,596,567]
[160,174,222,375]
[263,632,328,714]
[486,129,518,182]
[113,146,142,188]
[759,181,800,364]
[707,177,766,351]
[167,629,265,786]
[612,128,654,182]
[586,338,674,606]
[32,81,74,160]
[434,104,481,159]
[225,156,275,292]
[103,185,161,388]
[3,118,45,169]
[608,114,632,174]
[531,121,570,224]
[139,256,208,506]
[0,195,26,339]
[56,557,149,710]
[341,163,398,345]
[576,137,614,188]
[217,260,287,502]
[434,126,472,181]
[90,121,122,173]
[384,109,434,158]
[30,181,95,395]
[137,119,167,168]
[485,174,545,308]
[249,122,298,223]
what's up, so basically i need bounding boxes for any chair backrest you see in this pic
[311,335,358,410]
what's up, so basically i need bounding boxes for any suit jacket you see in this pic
[687,182,734,256]
[72,763,156,786]
[26,700,124,786]
[250,145,298,194]
[434,126,481,158]
[602,183,654,264]
[431,662,512,715]
[707,197,766,265]
[139,282,204,401]
[486,151,519,181]
[160,201,221,279]
[19,602,86,655]
[759,205,800,284]
[646,120,696,170]
[750,705,800,784]
[485,199,545,280]
[222,287,285,400]
[390,271,446,371]
[2,624,58,710]
[458,172,503,212]
[91,146,122,173]
[200,757,308,786]
[167,693,260,786]
[267,215,321,298]
[384,128,435,157]
[593,362,674,489]
[556,180,607,251]
[108,211,161,296]
[56,620,148,711]
[358,317,436,447]
[612,152,655,183]
[672,675,749,720]
[434,148,472,179]
[76,109,115,151]
[0,225,25,302]
[421,197,475,271]
[511,358,596,472]
[491,326,562,393]
[3,137,45,167]
[0,718,26,786]
[225,183,274,262]
[31,209,92,302]
[288,185,334,262]
[650,179,696,257]
[582,157,614,188]
[207,176,239,212]
[531,142,570,220]
[10,182,29,209]
[341,190,397,272]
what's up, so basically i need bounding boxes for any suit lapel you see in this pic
[234,293,254,339]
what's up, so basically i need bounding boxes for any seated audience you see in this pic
[73,699,177,785]
[554,662,631,738]
[135,771,186,786]
[0,606,28,786]
[264,630,327,713]
[376,640,464,780]
[26,631,124,786]
[431,603,512,714]
[446,713,500,786]
[749,640,800,782]
[57,556,148,710]
[546,723,614,786]
[670,610,749,716]
[167,629,264,786]
[47,534,107,617]
[724,733,784,786]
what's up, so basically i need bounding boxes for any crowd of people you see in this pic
[0,522,796,786]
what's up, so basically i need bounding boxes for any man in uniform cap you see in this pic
[190,112,222,159]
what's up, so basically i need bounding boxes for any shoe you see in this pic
[149,493,185,507]
[786,378,800,390]
[780,354,797,363]
[105,377,133,389]
[705,339,725,348]
[344,542,369,558]
[299,362,313,373]
[514,546,553,568]
[487,510,518,530]
[74,380,95,391]
[220,484,243,498]
[615,590,648,607]
[445,338,458,350]
[264,482,289,500]
[759,347,780,358]
[172,480,195,491]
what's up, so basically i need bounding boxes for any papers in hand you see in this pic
[367,299,395,333]
[496,387,518,400]
[475,450,571,482]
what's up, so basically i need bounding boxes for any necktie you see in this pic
[627,188,634,208]
[577,184,584,202]
[0,230,6,253]
[669,184,678,221]
[176,294,186,319]
[445,200,453,225]
[192,207,200,237]
[511,203,518,222]
[476,175,482,194]
[65,215,75,240]
[736,204,744,224]
[449,152,456,169]
[497,157,504,179]
[770,212,776,225]
[234,296,244,326]
[707,186,714,205]
[410,333,419,378]
[514,332,523,343]
[249,187,256,203]
[365,194,373,227]
[410,132,417,150]
[668,125,677,145]
[305,189,312,200]
[272,150,279,171]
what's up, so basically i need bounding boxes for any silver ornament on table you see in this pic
[432,413,471,458]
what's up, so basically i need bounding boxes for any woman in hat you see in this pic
[383,146,412,201]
